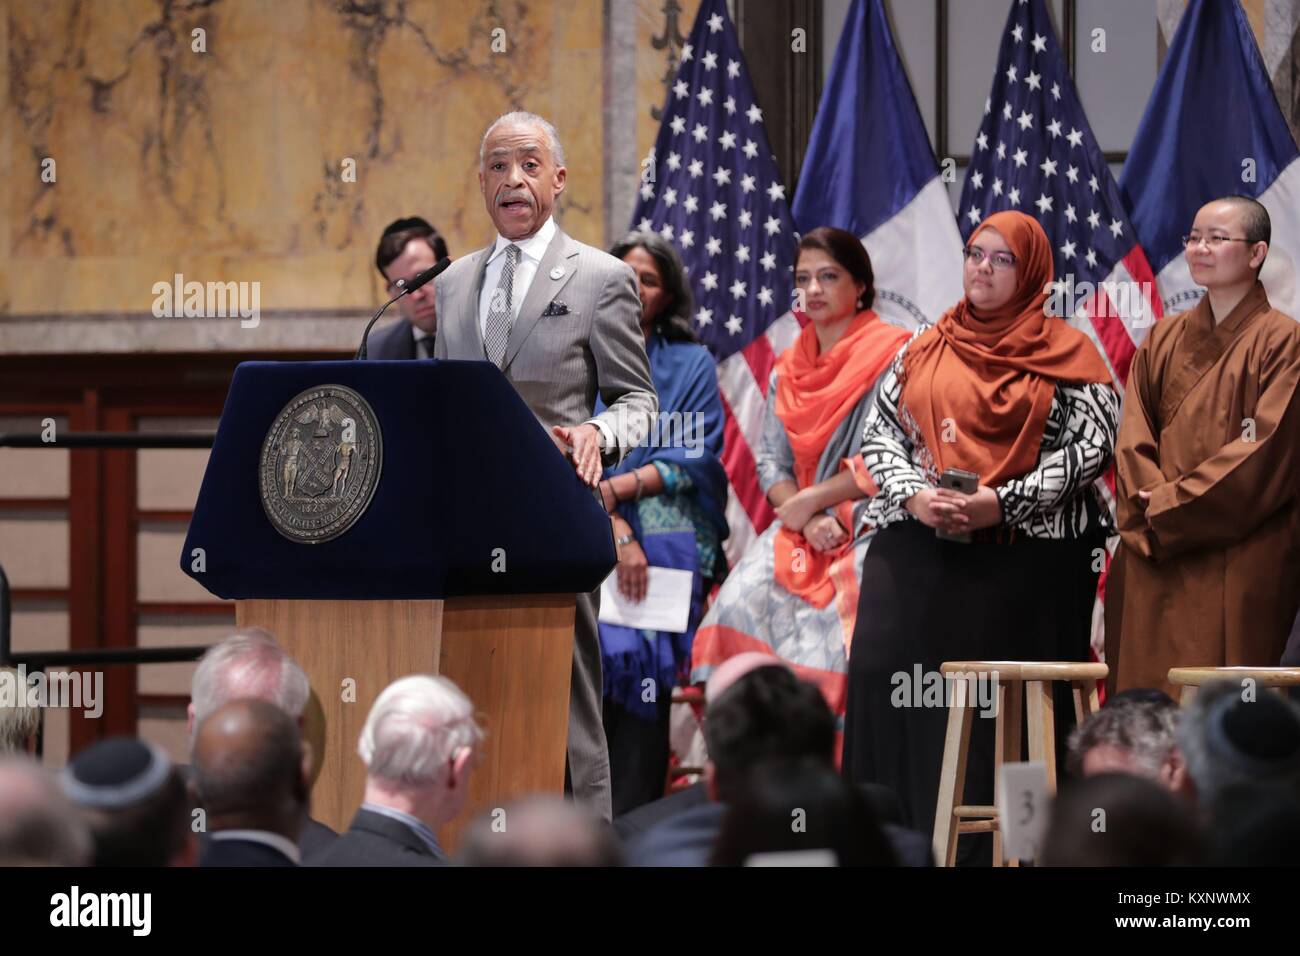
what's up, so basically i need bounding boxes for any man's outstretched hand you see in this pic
[552,423,603,487]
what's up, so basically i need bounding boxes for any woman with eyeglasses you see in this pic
[690,227,912,750]
[842,210,1120,862]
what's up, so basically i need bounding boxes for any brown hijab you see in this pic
[899,210,1113,486]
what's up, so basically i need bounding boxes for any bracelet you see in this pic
[615,532,635,547]
[605,479,624,505]
[633,468,644,501]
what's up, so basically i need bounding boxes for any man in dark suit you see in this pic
[194,699,310,867]
[368,216,450,359]
[187,628,338,858]
[435,111,658,820]
[627,662,932,866]
[310,675,483,867]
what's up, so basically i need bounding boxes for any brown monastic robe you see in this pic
[1106,282,1300,696]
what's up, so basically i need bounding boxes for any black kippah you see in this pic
[1222,694,1300,762]
[60,737,172,809]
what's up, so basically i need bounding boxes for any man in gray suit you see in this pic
[435,110,658,819]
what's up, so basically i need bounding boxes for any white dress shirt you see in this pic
[477,214,558,339]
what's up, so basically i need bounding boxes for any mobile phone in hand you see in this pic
[936,467,979,543]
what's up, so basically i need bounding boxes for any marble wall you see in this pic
[2,0,674,353]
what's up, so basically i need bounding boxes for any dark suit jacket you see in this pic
[179,763,337,858]
[299,816,340,857]
[199,836,298,867]
[307,808,446,867]
[367,318,429,359]
[626,797,933,867]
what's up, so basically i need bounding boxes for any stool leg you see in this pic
[998,678,1023,866]
[1026,679,1058,794]
[1073,678,1101,724]
[933,675,974,868]
[993,676,1003,868]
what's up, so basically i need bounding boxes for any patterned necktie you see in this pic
[483,244,520,368]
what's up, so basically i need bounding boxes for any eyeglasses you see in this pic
[963,247,1017,270]
[1182,234,1256,248]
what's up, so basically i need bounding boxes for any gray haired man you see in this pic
[311,674,484,866]
[187,628,336,854]
[435,110,658,819]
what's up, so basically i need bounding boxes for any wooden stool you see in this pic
[932,660,1108,867]
[1167,666,1300,706]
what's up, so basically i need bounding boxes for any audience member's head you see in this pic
[458,795,623,867]
[188,629,310,740]
[60,737,195,867]
[703,652,787,705]
[1067,696,1188,796]
[374,216,449,334]
[710,758,896,867]
[1206,782,1300,866]
[1040,772,1204,866]
[0,666,39,754]
[703,665,835,804]
[192,698,310,841]
[1107,687,1176,708]
[1176,680,1300,811]
[0,755,91,866]
[357,674,484,830]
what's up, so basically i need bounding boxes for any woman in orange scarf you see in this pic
[842,211,1119,864]
[691,228,911,737]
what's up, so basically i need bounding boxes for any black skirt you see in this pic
[842,518,1101,861]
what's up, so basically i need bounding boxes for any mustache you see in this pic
[497,190,533,206]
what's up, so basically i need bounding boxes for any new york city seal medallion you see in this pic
[259,384,382,543]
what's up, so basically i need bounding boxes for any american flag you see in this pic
[959,0,1161,389]
[630,0,800,564]
[959,0,1163,661]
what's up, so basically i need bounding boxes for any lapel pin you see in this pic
[549,266,565,280]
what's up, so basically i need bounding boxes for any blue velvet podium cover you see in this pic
[181,360,616,600]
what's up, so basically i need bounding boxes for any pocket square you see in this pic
[543,300,570,316]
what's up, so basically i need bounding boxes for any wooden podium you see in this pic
[183,360,615,853]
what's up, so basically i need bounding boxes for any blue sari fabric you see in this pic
[597,334,729,716]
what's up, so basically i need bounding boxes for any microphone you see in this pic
[355,257,452,359]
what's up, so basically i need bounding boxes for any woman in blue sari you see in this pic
[597,231,729,815]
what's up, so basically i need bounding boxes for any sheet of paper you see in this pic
[996,761,1050,862]
[598,566,694,633]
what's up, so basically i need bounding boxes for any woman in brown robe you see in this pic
[1107,197,1300,696]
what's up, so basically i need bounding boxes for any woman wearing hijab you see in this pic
[597,232,730,815]
[691,227,912,743]
[842,211,1120,857]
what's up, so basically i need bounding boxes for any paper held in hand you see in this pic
[598,566,694,633]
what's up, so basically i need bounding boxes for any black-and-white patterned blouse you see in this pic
[861,331,1121,539]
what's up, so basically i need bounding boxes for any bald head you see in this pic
[705,653,790,705]
[458,796,622,867]
[1187,197,1271,287]
[193,698,307,833]
[1215,195,1271,245]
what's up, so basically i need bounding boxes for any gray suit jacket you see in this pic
[433,225,658,465]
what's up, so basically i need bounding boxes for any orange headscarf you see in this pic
[772,309,910,607]
[899,210,1113,487]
